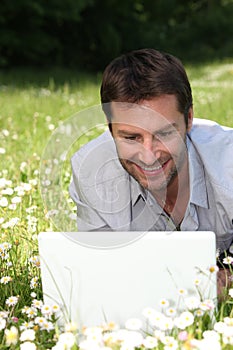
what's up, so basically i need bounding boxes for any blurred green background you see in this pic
[0,0,233,71]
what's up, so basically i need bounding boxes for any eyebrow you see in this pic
[116,123,179,137]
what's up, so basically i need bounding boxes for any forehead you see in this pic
[111,95,183,132]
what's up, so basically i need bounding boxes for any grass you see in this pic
[0,60,233,349]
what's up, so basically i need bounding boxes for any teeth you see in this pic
[140,165,162,171]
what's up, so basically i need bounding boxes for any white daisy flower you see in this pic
[20,329,36,342]
[143,335,158,349]
[223,256,233,264]
[6,296,19,307]
[20,341,37,350]
[125,318,142,331]
[5,326,18,346]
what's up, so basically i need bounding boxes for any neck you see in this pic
[152,157,190,222]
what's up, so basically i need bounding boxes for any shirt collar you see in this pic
[187,136,209,209]
[130,175,146,206]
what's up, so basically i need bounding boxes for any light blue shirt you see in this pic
[69,118,233,253]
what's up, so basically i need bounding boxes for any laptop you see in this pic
[38,231,217,328]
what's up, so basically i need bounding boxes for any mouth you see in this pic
[135,159,170,176]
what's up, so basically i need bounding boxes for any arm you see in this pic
[69,153,111,232]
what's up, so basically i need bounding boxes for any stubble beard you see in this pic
[117,138,188,195]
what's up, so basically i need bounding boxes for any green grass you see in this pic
[0,60,233,349]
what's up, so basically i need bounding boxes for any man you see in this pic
[69,48,233,263]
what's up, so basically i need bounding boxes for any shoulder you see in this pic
[189,118,233,143]
[188,118,233,189]
[71,130,126,185]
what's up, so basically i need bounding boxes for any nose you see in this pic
[138,138,162,165]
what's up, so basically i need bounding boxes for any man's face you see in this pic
[110,95,193,195]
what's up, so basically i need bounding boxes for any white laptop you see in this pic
[38,231,217,328]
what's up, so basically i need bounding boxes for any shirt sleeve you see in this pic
[69,155,111,232]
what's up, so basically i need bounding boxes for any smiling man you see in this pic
[69,48,233,259]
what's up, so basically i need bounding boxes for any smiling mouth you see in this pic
[135,159,170,175]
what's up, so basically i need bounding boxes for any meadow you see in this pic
[0,60,233,349]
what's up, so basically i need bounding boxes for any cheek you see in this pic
[115,141,139,159]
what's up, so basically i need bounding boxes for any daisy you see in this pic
[6,296,19,307]
[1,276,12,284]
[5,326,18,346]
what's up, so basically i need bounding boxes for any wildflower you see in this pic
[125,318,142,331]
[6,296,19,307]
[2,217,20,228]
[83,326,103,342]
[1,188,14,195]
[30,292,37,298]
[1,242,12,250]
[56,332,76,349]
[65,322,78,332]
[79,339,99,350]
[158,316,174,331]
[29,256,40,268]
[199,299,215,311]
[119,330,143,348]
[203,330,220,341]
[31,299,43,309]
[178,288,187,296]
[184,296,200,310]
[25,307,37,319]
[20,322,34,331]
[223,256,233,264]
[142,307,156,319]
[41,304,52,316]
[0,197,8,207]
[0,147,6,154]
[11,196,22,204]
[9,203,17,210]
[174,312,194,330]
[161,335,178,350]
[48,124,55,131]
[0,317,6,330]
[209,264,219,273]
[51,304,60,314]
[0,311,9,318]
[193,277,202,286]
[1,276,12,284]
[143,336,158,349]
[5,326,18,346]
[40,320,54,331]
[148,311,165,327]
[20,341,37,350]
[34,316,46,327]
[22,306,30,314]
[20,162,27,172]
[223,317,233,326]
[180,311,195,327]
[30,277,39,289]
[20,329,36,342]
[195,309,204,317]
[159,298,169,308]
[165,308,176,317]
[178,331,188,341]
[2,129,9,137]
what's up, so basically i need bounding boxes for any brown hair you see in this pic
[100,48,192,127]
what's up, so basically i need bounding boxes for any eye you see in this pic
[156,130,175,140]
[123,135,141,143]
[124,136,137,140]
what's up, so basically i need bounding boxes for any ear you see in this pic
[187,107,193,132]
